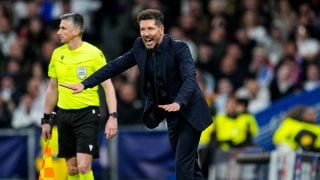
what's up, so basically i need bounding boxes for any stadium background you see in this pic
[0,0,320,179]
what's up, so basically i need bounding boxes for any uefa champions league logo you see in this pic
[77,66,87,79]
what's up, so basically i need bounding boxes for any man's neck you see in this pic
[67,37,83,50]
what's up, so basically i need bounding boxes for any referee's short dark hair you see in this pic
[60,12,84,35]
[137,9,164,26]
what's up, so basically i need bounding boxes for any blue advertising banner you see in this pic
[255,87,320,150]
[0,135,28,178]
[118,130,175,180]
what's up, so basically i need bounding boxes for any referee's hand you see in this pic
[59,83,84,94]
[105,117,118,139]
[42,124,51,141]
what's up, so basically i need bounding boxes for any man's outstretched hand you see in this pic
[59,83,85,94]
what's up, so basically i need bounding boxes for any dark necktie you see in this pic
[151,51,159,105]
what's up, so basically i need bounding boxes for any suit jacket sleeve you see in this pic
[82,49,137,89]
[174,42,197,106]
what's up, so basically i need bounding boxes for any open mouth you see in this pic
[144,38,154,46]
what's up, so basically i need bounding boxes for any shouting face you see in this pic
[139,19,164,49]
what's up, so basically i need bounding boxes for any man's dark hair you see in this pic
[237,98,249,109]
[137,9,164,26]
[60,12,84,35]
[286,104,307,120]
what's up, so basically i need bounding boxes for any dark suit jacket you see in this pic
[82,35,212,131]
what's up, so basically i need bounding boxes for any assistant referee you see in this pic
[41,12,118,180]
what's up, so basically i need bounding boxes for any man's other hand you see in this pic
[158,102,181,112]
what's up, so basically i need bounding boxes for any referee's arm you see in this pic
[42,78,58,140]
[101,79,118,139]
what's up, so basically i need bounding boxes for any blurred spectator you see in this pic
[196,68,215,107]
[225,43,243,64]
[212,78,234,114]
[241,10,271,49]
[30,61,49,94]
[280,45,303,84]
[269,60,299,101]
[303,63,320,91]
[169,25,198,60]
[295,25,319,62]
[199,96,259,178]
[267,23,285,66]
[236,75,270,113]
[16,0,42,31]
[273,105,320,152]
[11,78,44,129]
[234,28,256,71]
[296,3,318,39]
[0,13,17,59]
[117,82,143,126]
[207,0,229,28]
[272,0,297,40]
[98,0,131,59]
[195,41,215,75]
[249,47,274,86]
[234,97,259,146]
[12,0,28,23]
[8,38,25,66]
[11,94,38,129]
[0,75,20,108]
[47,0,72,22]
[4,59,25,88]
[0,95,12,128]
[233,0,271,30]
[177,13,198,40]
[204,96,259,151]
[207,26,228,70]
[23,16,47,63]
[224,43,247,79]
[282,40,303,64]
[216,53,244,89]
[39,39,57,75]
[49,0,101,36]
[181,0,209,38]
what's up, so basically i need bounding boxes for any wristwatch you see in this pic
[109,112,118,118]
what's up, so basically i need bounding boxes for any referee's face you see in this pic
[57,19,80,43]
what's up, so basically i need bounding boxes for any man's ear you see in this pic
[160,25,164,32]
[73,27,81,36]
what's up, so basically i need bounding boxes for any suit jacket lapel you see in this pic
[139,48,148,86]
[158,35,170,85]
[157,49,167,85]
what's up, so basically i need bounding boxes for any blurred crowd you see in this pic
[0,0,320,133]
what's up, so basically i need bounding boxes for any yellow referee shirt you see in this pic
[48,42,106,109]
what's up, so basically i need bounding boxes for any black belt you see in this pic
[57,106,99,113]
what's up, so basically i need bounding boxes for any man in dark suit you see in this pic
[61,9,212,180]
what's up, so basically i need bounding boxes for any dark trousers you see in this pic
[166,113,204,180]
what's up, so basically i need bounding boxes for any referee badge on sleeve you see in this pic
[77,66,87,79]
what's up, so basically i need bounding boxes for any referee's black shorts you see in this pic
[56,106,100,158]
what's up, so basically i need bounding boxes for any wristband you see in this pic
[41,113,51,125]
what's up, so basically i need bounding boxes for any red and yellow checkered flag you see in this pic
[38,142,55,180]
